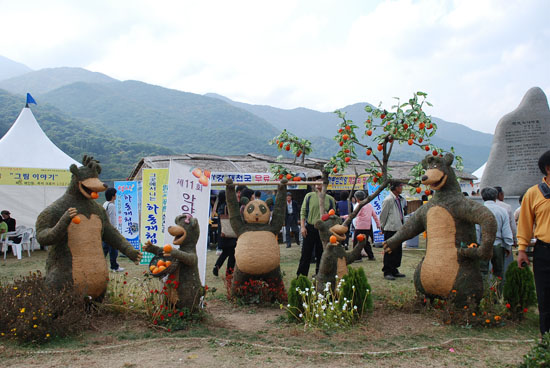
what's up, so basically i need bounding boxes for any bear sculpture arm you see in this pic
[142,241,163,257]
[225,178,244,236]
[102,222,140,262]
[169,248,198,266]
[269,178,288,234]
[345,237,366,264]
[456,200,496,261]
[385,206,428,252]
[35,207,75,246]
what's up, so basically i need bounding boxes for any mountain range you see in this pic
[0,56,492,179]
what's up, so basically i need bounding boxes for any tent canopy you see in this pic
[0,107,79,168]
[472,163,486,183]
[0,107,79,228]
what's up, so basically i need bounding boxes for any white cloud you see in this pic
[0,0,548,134]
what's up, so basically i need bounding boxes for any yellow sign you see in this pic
[140,168,169,265]
[0,167,72,186]
[327,174,369,190]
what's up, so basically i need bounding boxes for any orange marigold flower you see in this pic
[485,319,490,323]
[472,313,476,317]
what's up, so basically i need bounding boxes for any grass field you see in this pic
[0,241,541,367]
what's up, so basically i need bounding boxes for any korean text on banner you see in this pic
[114,181,140,250]
[164,162,211,286]
[328,174,369,191]
[367,182,389,243]
[140,169,169,265]
[211,172,276,190]
[0,167,72,186]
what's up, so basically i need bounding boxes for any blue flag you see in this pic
[26,93,37,105]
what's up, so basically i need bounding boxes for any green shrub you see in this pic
[519,332,550,367]
[341,266,373,315]
[503,261,537,320]
[287,275,312,319]
[0,271,90,344]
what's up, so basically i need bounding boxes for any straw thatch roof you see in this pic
[128,153,476,182]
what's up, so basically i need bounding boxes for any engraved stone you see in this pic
[481,87,550,196]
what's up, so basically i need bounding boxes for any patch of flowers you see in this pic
[283,268,373,330]
[0,271,89,344]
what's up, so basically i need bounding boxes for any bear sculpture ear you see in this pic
[70,164,79,176]
[444,153,454,166]
[265,197,274,207]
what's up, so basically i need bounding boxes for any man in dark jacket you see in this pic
[285,192,300,248]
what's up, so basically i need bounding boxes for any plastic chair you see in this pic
[2,231,22,260]
[20,228,33,257]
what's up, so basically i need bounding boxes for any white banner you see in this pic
[164,162,211,285]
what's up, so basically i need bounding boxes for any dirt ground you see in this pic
[0,297,536,368]
[0,247,540,367]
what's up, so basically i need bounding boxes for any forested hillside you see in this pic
[0,90,175,180]
[40,80,282,157]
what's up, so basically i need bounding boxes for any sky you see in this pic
[1,0,549,134]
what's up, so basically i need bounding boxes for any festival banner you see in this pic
[328,174,369,191]
[114,181,140,250]
[211,172,276,190]
[0,167,72,186]
[367,182,389,243]
[140,169,169,265]
[164,162,211,285]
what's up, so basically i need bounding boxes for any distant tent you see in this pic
[0,106,79,228]
[472,163,486,183]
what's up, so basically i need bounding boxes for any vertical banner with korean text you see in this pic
[114,181,140,250]
[140,169,169,265]
[367,182,389,243]
[164,162,211,285]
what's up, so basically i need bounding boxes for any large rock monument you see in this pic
[481,87,550,196]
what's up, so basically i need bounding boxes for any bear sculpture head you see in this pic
[420,153,460,193]
[69,155,108,199]
[243,199,271,224]
[168,214,200,250]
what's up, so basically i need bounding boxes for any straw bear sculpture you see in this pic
[143,214,204,312]
[384,153,496,306]
[314,214,366,291]
[225,177,287,299]
[36,156,141,300]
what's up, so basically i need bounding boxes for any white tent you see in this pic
[0,107,79,228]
[472,163,486,183]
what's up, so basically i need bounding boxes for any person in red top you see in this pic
[352,190,380,261]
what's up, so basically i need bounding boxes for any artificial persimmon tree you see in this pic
[268,91,463,226]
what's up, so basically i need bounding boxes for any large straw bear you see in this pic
[36,156,141,299]
[315,214,366,291]
[384,153,497,306]
[225,178,287,298]
[143,214,204,312]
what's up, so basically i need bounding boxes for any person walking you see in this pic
[479,187,513,290]
[284,192,300,248]
[352,190,380,261]
[494,186,517,275]
[213,191,237,277]
[297,184,335,277]
[517,150,550,336]
[380,182,407,280]
[103,188,124,272]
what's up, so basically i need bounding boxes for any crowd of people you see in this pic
[207,181,410,281]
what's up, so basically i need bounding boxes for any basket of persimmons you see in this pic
[149,244,179,278]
